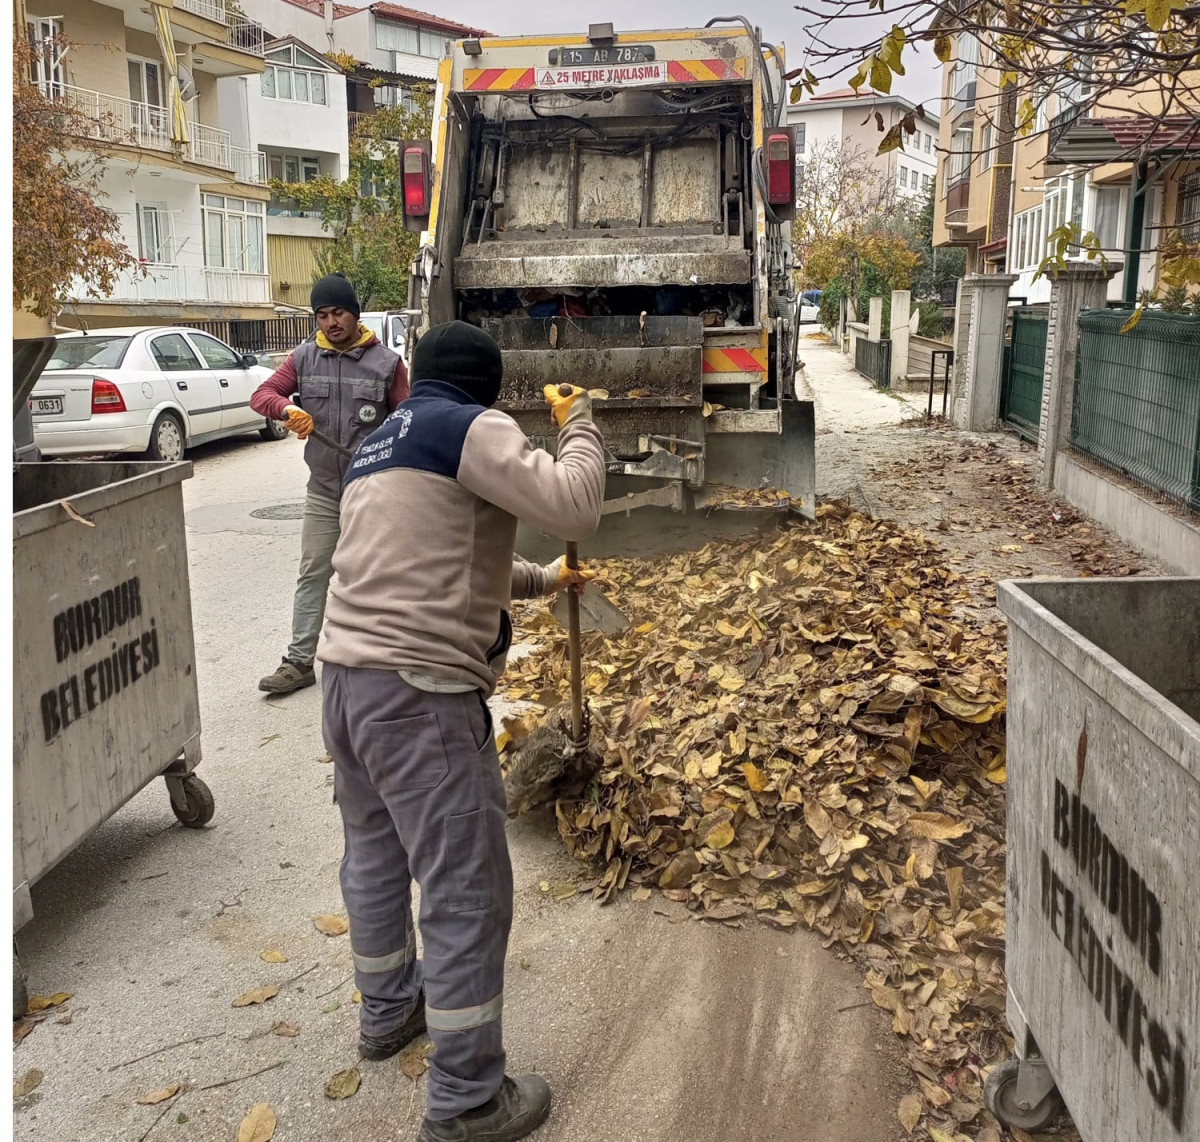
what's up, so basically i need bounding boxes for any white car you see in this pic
[30,327,289,462]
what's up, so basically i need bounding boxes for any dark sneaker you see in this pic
[359,990,427,1061]
[258,658,315,694]
[417,1075,551,1142]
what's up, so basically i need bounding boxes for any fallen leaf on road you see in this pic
[548,883,577,901]
[352,989,361,1004]
[398,1039,434,1083]
[13,1020,37,1046]
[26,992,72,1013]
[318,754,332,763]
[236,1103,276,1142]
[631,887,651,902]
[324,1069,361,1099]
[137,1084,181,1105]
[313,915,349,937]
[271,1021,300,1038]
[897,1092,922,1132]
[13,1069,43,1098]
[232,986,280,1008]
[260,951,288,964]
[55,1012,73,1026]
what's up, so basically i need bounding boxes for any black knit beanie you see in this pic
[410,321,503,407]
[310,273,360,318]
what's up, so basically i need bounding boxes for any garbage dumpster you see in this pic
[13,461,213,1014]
[995,577,1199,1140]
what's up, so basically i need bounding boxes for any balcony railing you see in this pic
[176,0,227,22]
[268,197,323,218]
[946,177,971,215]
[52,84,267,183]
[227,17,267,55]
[90,263,272,305]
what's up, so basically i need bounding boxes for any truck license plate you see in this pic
[32,397,63,415]
[550,45,654,66]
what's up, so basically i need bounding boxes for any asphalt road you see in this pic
[14,431,907,1142]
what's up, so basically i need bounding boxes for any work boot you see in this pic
[258,658,316,694]
[359,989,427,1061]
[417,1075,551,1142]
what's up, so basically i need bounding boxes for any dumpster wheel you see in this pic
[984,1058,1062,1131]
[171,775,215,828]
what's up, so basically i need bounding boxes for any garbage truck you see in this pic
[400,18,816,515]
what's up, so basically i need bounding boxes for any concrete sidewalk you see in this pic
[14,432,907,1142]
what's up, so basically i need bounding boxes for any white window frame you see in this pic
[27,17,65,97]
[980,121,994,172]
[261,59,328,105]
[136,203,174,264]
[201,193,265,274]
[899,164,908,189]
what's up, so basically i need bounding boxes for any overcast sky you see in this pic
[400,2,943,107]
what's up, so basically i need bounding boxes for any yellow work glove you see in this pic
[543,383,592,429]
[544,557,597,593]
[283,405,314,440]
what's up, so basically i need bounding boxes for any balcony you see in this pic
[92,263,272,305]
[268,197,323,219]
[946,177,971,216]
[226,17,267,56]
[176,0,227,22]
[54,84,267,183]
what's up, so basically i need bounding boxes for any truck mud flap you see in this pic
[704,399,816,519]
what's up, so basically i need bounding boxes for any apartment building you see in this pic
[218,35,349,307]
[787,88,941,204]
[931,24,1200,305]
[23,0,277,328]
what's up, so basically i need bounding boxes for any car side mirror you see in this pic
[241,353,259,368]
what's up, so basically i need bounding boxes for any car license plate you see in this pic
[32,397,63,415]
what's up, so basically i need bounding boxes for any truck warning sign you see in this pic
[536,62,666,89]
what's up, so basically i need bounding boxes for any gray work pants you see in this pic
[321,663,513,1120]
[287,492,340,666]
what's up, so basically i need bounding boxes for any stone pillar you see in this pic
[868,296,883,342]
[1036,261,1123,487]
[952,273,1017,432]
[889,289,911,387]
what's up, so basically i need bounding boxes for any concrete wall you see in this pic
[43,0,127,97]
[1053,455,1200,577]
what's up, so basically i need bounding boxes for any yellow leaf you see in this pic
[742,762,769,792]
[718,670,745,691]
[869,56,893,94]
[631,887,652,902]
[1120,307,1144,333]
[13,1069,44,1098]
[137,1083,181,1105]
[987,765,1007,784]
[272,1021,300,1037]
[934,34,952,62]
[237,1104,277,1142]
[897,1092,923,1132]
[232,986,280,1008]
[324,1069,362,1100]
[313,914,349,936]
[928,1129,959,1142]
[908,813,970,841]
[704,821,736,849]
[635,621,656,635]
[701,751,723,779]
[260,950,288,964]
[26,992,72,1013]
[1139,0,1183,31]
[352,989,362,1004]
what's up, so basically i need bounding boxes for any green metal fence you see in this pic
[1000,306,1048,442]
[1071,309,1200,511]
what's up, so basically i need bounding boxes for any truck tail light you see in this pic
[766,132,794,206]
[91,378,126,414]
[403,146,429,218]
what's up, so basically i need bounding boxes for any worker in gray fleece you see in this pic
[317,320,605,1142]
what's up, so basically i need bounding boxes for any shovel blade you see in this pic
[551,588,629,636]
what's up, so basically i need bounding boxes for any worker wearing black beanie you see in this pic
[310,272,361,319]
[409,319,504,407]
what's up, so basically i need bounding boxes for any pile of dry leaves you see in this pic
[502,502,1029,1141]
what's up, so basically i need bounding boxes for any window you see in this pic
[924,131,932,153]
[267,153,321,183]
[980,122,994,172]
[795,122,806,154]
[952,34,979,112]
[899,164,908,189]
[375,21,448,59]
[923,173,933,192]
[201,194,265,273]
[47,336,131,370]
[188,333,241,369]
[261,46,329,105]
[911,168,920,189]
[27,17,65,97]
[136,204,171,263]
[1180,172,1200,243]
[128,57,164,107]
[947,128,972,184]
[1093,186,1124,249]
[150,334,202,372]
